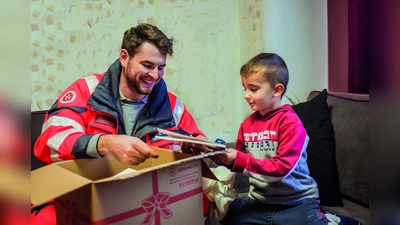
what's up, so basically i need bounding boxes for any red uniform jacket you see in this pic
[34,60,204,164]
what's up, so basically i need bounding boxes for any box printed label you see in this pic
[169,162,200,189]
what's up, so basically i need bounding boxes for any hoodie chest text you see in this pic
[243,130,277,142]
[243,130,278,158]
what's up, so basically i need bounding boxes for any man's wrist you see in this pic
[97,134,110,156]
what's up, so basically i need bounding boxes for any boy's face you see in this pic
[241,71,282,116]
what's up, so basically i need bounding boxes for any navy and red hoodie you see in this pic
[232,104,319,205]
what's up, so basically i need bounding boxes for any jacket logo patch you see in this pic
[60,90,76,104]
[94,115,116,128]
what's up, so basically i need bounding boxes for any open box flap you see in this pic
[95,148,219,183]
[31,164,92,205]
[94,169,142,183]
[150,147,219,180]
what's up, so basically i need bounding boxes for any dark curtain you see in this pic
[348,0,369,94]
[368,0,400,94]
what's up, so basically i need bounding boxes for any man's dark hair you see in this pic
[121,23,174,57]
[240,53,289,97]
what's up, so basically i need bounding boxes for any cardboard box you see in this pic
[31,147,217,225]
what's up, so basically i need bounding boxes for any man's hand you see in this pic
[97,135,159,165]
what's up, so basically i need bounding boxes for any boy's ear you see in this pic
[274,84,284,97]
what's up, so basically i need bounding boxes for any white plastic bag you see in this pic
[203,166,237,224]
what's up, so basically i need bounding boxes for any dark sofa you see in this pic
[230,90,369,225]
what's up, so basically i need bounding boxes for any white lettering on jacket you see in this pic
[244,130,276,142]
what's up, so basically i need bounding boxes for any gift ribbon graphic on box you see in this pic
[56,169,202,225]
[94,170,202,225]
[141,192,173,225]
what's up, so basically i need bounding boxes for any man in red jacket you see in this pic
[32,23,207,224]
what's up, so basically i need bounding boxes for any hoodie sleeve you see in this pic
[232,115,308,183]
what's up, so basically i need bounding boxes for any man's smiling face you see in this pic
[120,42,167,100]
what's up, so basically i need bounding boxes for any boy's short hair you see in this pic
[121,23,174,57]
[240,53,289,97]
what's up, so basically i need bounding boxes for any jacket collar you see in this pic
[88,59,122,112]
[88,59,175,135]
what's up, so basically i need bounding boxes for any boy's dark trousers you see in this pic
[221,197,327,225]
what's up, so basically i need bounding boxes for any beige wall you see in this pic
[31,0,265,141]
[263,0,328,104]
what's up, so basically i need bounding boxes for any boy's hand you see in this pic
[179,135,210,155]
[212,148,237,166]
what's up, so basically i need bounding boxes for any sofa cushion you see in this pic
[311,91,369,207]
[292,89,343,206]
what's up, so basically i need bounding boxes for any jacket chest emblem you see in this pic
[94,114,116,128]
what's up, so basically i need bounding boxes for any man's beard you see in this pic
[127,73,154,96]
[126,62,155,96]
[132,75,152,95]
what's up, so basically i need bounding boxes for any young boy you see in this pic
[213,53,327,225]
